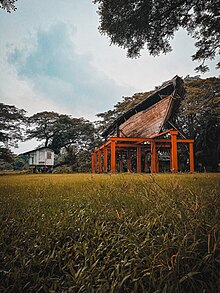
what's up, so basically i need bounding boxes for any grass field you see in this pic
[0,173,219,292]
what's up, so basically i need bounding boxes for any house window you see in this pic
[47,152,52,159]
[39,151,45,163]
[29,154,34,165]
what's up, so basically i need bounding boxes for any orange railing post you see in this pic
[170,130,178,173]
[91,153,96,173]
[111,141,116,173]
[189,142,194,173]
[92,133,194,174]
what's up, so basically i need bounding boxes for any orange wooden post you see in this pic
[103,147,108,173]
[137,146,142,173]
[170,148,172,172]
[189,142,194,173]
[91,153,96,173]
[111,141,116,173]
[170,130,178,173]
[151,141,157,173]
[127,150,131,172]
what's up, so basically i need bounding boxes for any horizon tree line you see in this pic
[0,76,219,172]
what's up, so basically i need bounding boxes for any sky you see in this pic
[0,0,219,153]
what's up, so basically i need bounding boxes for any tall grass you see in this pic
[0,173,219,292]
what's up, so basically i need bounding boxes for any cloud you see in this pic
[7,22,130,119]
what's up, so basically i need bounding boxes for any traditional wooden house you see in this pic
[92,76,195,173]
[20,147,54,172]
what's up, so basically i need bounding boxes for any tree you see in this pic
[176,77,220,171]
[0,103,25,166]
[94,0,220,72]
[0,103,26,148]
[13,155,29,170]
[50,115,96,154]
[50,115,97,171]
[0,147,15,170]
[26,111,60,147]
[0,0,17,12]
[26,111,98,172]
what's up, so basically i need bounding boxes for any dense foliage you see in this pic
[0,103,25,147]
[94,0,220,72]
[0,103,25,169]
[26,111,99,172]
[0,173,219,292]
[2,0,219,71]
[26,112,60,148]
[176,77,220,171]
[0,0,16,12]
[0,106,99,172]
[50,115,98,172]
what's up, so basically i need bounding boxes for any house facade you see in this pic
[20,147,54,171]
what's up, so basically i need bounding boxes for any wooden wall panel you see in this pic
[116,96,173,138]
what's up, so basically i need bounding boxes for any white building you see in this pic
[20,147,54,171]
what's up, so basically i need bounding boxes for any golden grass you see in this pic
[0,173,219,292]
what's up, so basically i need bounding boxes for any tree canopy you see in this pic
[0,103,25,167]
[176,77,220,171]
[49,115,97,172]
[25,111,98,171]
[94,0,220,72]
[26,111,60,148]
[0,0,17,12]
[0,103,25,148]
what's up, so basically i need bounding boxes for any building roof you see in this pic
[102,75,185,137]
[20,146,54,156]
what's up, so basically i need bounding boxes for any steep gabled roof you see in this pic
[102,75,185,137]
